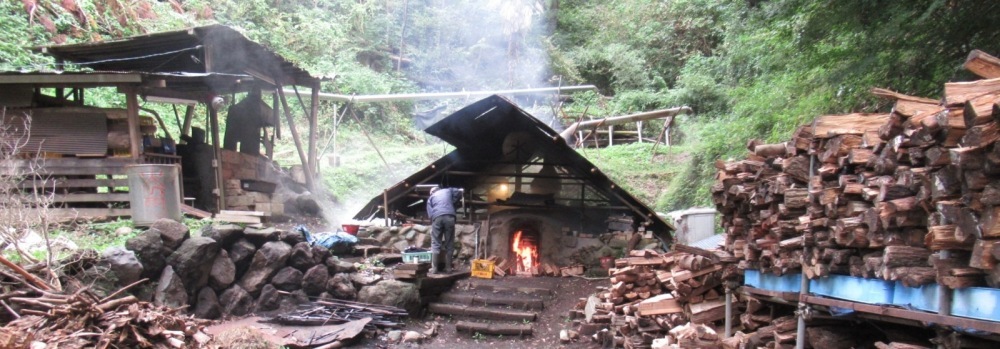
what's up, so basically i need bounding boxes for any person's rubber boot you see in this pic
[444,253,453,274]
[429,252,440,274]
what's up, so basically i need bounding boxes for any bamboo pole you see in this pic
[281,85,598,103]
[308,80,320,178]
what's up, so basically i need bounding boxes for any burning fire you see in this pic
[511,230,538,272]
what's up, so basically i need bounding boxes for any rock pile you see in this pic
[121,219,417,319]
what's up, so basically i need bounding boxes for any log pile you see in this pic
[713,49,1000,289]
[576,248,739,348]
[0,280,212,349]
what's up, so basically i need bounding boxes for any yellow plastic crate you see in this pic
[471,259,495,279]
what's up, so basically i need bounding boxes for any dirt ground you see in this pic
[351,276,607,349]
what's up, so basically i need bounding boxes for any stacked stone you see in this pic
[116,219,421,319]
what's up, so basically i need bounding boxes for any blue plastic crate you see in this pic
[809,274,894,304]
[891,282,940,312]
[952,287,1000,322]
[744,269,801,293]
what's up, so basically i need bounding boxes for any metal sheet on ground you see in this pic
[204,316,371,348]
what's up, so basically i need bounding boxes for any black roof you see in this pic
[354,95,672,241]
[39,25,315,87]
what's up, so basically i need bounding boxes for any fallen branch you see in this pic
[0,255,53,291]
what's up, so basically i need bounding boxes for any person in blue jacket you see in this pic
[427,186,463,274]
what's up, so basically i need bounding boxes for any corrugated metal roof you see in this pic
[38,25,315,86]
[686,234,724,250]
[353,95,673,241]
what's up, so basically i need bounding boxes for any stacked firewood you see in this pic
[713,49,1000,289]
[0,282,212,348]
[576,248,739,348]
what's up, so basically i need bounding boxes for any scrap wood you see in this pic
[0,255,53,291]
[267,300,407,330]
[0,275,209,349]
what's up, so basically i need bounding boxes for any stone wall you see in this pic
[116,219,421,319]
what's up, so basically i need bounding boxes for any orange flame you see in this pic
[511,230,538,272]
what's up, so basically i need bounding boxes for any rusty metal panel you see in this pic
[2,109,107,155]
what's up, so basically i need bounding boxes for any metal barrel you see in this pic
[126,164,182,226]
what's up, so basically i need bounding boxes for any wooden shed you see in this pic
[0,25,325,222]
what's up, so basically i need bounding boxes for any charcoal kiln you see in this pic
[354,95,674,271]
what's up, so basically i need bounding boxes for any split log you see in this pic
[455,321,532,336]
[944,77,1000,106]
[964,49,1000,79]
[427,303,536,321]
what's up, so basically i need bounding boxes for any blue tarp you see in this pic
[295,225,357,254]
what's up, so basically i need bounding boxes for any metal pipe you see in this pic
[559,106,692,140]
[795,120,817,349]
[281,85,598,103]
[938,250,952,317]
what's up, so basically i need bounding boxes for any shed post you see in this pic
[124,87,142,159]
[209,101,225,211]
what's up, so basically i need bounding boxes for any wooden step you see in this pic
[455,321,532,336]
[427,303,536,322]
[454,280,554,297]
[439,291,545,311]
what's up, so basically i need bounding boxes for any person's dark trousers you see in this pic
[431,214,456,273]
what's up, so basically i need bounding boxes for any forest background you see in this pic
[4,0,1000,220]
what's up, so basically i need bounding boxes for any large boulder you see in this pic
[350,273,382,288]
[295,195,322,216]
[357,280,420,316]
[271,267,303,291]
[203,224,243,246]
[194,287,221,319]
[102,247,143,286]
[228,238,257,276]
[243,227,279,245]
[238,241,292,295]
[125,230,166,278]
[301,265,329,295]
[167,237,219,294]
[219,285,254,317]
[256,284,282,311]
[151,218,190,251]
[311,246,330,265]
[326,273,356,300]
[280,230,307,245]
[325,256,356,274]
[153,266,187,309]
[209,250,236,291]
[288,242,314,270]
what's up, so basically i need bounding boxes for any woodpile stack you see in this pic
[576,248,739,348]
[713,49,1000,289]
[0,278,212,349]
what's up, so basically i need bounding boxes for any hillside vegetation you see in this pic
[4,0,1000,215]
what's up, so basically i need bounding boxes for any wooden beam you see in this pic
[802,295,1000,334]
[46,193,131,202]
[124,88,142,159]
[278,86,314,188]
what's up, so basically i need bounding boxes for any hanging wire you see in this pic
[9,45,203,71]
